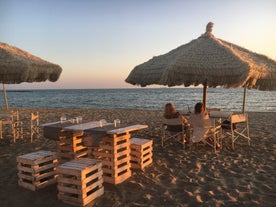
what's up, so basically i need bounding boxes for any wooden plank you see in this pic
[18,180,36,191]
[133,145,152,155]
[107,124,148,135]
[130,138,152,146]
[58,186,104,206]
[57,149,88,160]
[82,186,104,205]
[131,152,153,162]
[18,175,57,191]
[57,158,104,206]
[103,170,131,185]
[102,156,130,169]
[58,170,103,186]
[18,170,57,182]
[33,161,58,173]
[58,145,87,153]
[57,158,101,175]
[16,151,57,165]
[33,170,57,181]
[131,158,153,170]
[83,177,103,194]
[131,143,152,151]
[17,165,33,173]
[58,177,103,195]
[102,162,130,176]
[17,173,34,181]
[58,139,82,148]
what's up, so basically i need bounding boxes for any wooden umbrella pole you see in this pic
[203,82,207,111]
[242,86,247,113]
[3,83,9,111]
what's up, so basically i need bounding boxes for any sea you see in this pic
[1,88,276,112]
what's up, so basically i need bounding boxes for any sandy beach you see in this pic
[0,108,275,207]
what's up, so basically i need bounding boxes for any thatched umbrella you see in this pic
[0,42,62,110]
[125,22,276,112]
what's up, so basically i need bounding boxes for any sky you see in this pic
[1,0,276,89]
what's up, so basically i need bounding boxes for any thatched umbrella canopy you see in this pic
[0,42,62,110]
[125,22,276,111]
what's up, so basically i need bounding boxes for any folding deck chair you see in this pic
[226,113,250,150]
[30,112,40,143]
[161,117,187,148]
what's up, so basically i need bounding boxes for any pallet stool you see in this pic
[57,158,104,206]
[16,150,58,191]
[130,138,153,170]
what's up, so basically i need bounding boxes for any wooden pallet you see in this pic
[57,158,104,206]
[57,131,88,163]
[91,133,132,184]
[130,138,153,170]
[16,150,58,191]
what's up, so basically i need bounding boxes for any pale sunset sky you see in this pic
[1,0,276,89]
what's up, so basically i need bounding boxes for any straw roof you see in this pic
[0,42,62,84]
[125,22,276,91]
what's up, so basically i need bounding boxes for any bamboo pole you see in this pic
[242,86,247,113]
[2,83,9,111]
[203,83,207,111]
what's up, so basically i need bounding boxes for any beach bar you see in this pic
[42,120,148,185]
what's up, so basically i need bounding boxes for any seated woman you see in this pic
[163,103,189,141]
[163,102,189,132]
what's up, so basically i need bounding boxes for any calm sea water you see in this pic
[1,88,275,112]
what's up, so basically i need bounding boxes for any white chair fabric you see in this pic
[226,113,250,150]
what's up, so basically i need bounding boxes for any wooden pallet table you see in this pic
[57,158,104,206]
[57,131,89,163]
[130,138,153,170]
[16,150,58,191]
[92,133,132,185]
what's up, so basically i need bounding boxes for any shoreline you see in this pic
[0,108,275,207]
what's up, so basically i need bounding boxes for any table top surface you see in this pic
[209,111,233,118]
[42,120,148,135]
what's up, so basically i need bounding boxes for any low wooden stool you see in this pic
[16,150,58,191]
[130,138,153,170]
[57,158,104,206]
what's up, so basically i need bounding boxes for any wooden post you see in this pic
[3,83,9,111]
[202,82,207,111]
[242,86,247,113]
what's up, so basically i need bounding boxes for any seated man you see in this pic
[189,102,221,149]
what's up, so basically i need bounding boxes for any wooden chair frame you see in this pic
[226,113,250,150]
[1,110,23,142]
[30,112,40,143]
[189,115,221,153]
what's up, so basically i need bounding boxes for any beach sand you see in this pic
[0,108,275,207]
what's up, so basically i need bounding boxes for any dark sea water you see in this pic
[1,88,276,112]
